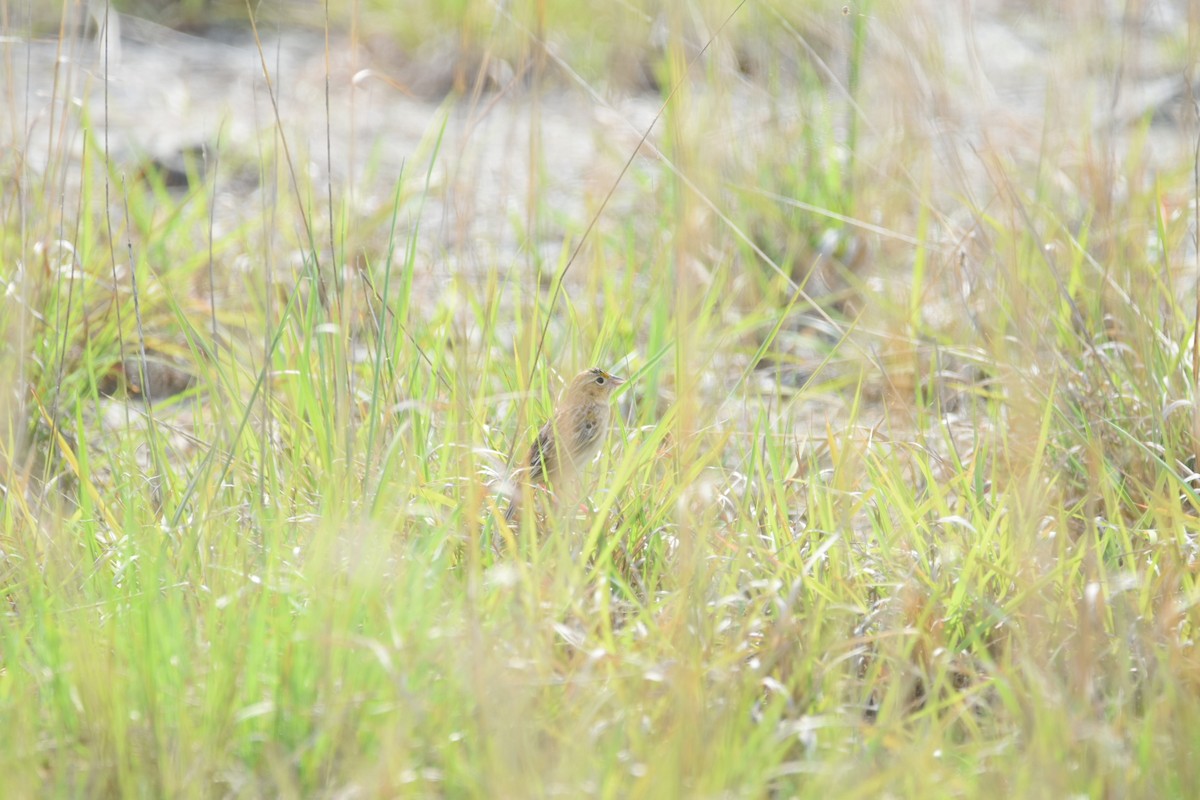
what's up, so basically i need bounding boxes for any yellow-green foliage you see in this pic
[2,1,1199,797]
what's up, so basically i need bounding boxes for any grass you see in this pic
[3,0,1200,796]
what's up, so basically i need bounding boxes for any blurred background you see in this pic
[3,2,1200,796]
[10,0,1196,396]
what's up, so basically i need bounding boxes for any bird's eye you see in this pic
[595,375,606,385]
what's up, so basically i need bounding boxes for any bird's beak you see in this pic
[609,373,627,386]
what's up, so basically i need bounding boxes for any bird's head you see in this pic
[562,367,626,405]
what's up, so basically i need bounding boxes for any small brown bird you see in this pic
[505,367,626,523]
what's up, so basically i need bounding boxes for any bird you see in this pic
[504,367,626,524]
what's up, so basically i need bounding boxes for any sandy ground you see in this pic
[2,1,1196,454]
[6,2,1194,267]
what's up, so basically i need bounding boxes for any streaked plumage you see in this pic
[505,367,625,523]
